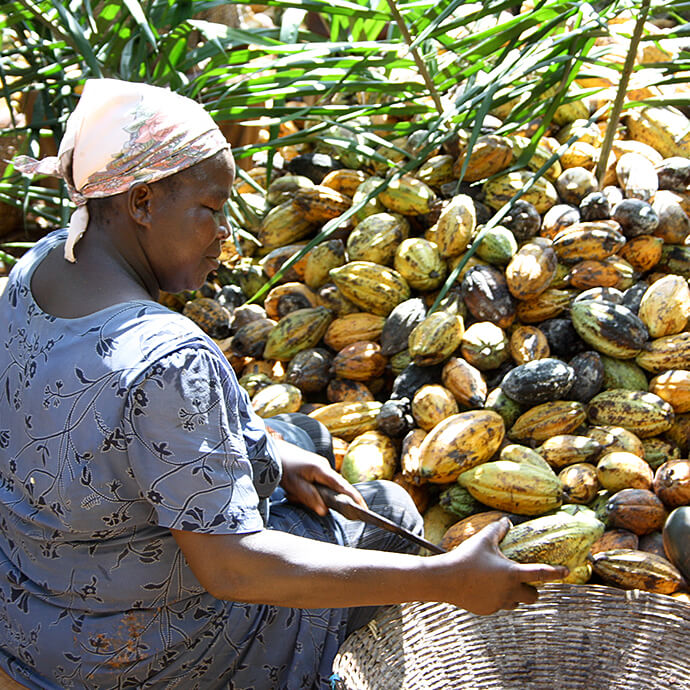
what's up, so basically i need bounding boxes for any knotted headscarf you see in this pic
[14,78,229,262]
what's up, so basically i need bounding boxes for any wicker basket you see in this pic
[332,584,690,689]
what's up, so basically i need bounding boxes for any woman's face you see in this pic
[144,149,235,293]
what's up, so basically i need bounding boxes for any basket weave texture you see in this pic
[332,583,690,689]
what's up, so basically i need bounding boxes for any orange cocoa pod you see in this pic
[653,459,690,509]
[440,511,512,551]
[589,528,639,555]
[606,488,668,535]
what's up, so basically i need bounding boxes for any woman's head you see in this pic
[15,79,231,262]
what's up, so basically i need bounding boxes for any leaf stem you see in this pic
[595,0,652,186]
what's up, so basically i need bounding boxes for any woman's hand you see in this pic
[434,518,569,615]
[275,438,367,515]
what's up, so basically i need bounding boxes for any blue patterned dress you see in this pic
[0,231,348,689]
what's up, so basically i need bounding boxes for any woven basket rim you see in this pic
[332,583,690,690]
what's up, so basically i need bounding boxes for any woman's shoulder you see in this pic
[107,301,233,381]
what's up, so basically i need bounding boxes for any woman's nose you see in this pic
[217,213,231,240]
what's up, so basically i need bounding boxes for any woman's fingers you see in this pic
[518,563,570,584]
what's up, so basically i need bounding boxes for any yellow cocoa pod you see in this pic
[649,370,690,413]
[303,239,347,290]
[509,325,550,365]
[625,105,690,159]
[636,332,690,374]
[441,356,488,408]
[638,275,690,338]
[453,134,514,182]
[559,463,600,504]
[265,174,313,205]
[258,200,315,250]
[586,389,675,439]
[292,184,352,224]
[483,170,558,214]
[537,434,603,469]
[567,258,630,291]
[321,168,369,197]
[505,237,558,300]
[596,451,654,492]
[323,312,386,352]
[346,212,409,266]
[618,234,664,274]
[510,401,587,443]
[263,307,334,361]
[499,444,552,472]
[514,288,574,324]
[458,459,563,515]
[551,222,626,264]
[308,401,383,441]
[329,261,411,316]
[411,384,460,431]
[377,174,437,215]
[340,431,397,483]
[408,311,465,367]
[586,425,645,457]
[394,238,446,291]
[351,176,386,223]
[435,194,476,258]
[417,154,455,188]
[415,410,505,483]
[509,134,562,182]
[500,511,604,582]
[589,549,687,594]
[251,383,303,417]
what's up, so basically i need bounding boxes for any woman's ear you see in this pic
[128,183,153,228]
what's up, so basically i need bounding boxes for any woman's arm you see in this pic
[171,518,567,616]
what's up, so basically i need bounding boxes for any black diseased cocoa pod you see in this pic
[538,317,586,359]
[502,199,541,242]
[568,351,604,402]
[390,363,444,400]
[461,265,516,329]
[620,281,649,315]
[657,157,690,192]
[286,153,344,183]
[380,297,427,356]
[579,192,611,221]
[285,348,333,393]
[377,398,414,437]
[500,358,575,404]
[611,198,659,238]
[217,284,246,311]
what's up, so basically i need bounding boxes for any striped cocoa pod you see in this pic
[408,311,465,367]
[323,312,386,352]
[377,174,437,216]
[292,184,352,224]
[505,237,558,300]
[586,389,675,439]
[329,261,411,316]
[263,307,334,361]
[509,401,587,443]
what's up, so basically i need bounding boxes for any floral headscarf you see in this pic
[14,79,229,262]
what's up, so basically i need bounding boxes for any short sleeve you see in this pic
[124,346,264,534]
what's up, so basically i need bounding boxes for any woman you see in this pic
[0,79,567,689]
